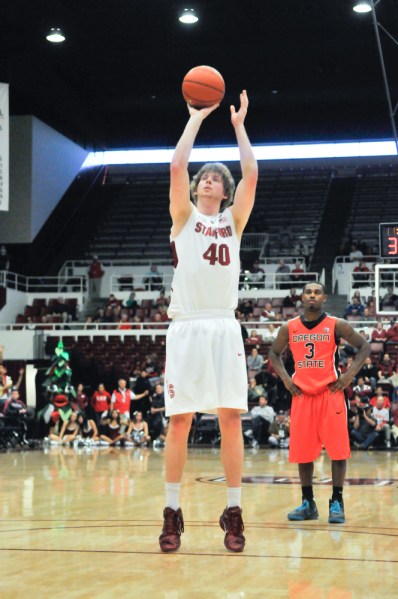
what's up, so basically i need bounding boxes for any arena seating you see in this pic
[83,168,332,265]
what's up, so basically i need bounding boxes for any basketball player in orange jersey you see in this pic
[269,282,370,523]
[158,90,258,553]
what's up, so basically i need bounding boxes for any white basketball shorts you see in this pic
[164,314,248,416]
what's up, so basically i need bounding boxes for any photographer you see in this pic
[350,403,379,450]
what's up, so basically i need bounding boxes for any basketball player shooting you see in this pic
[269,282,371,523]
[159,90,258,553]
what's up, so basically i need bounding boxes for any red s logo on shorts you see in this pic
[168,383,175,399]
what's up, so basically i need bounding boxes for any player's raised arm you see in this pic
[229,90,258,238]
[170,104,219,231]
[269,325,303,397]
[328,319,371,393]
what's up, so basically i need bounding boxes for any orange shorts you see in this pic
[289,389,351,463]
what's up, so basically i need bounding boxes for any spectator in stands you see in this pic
[290,262,305,286]
[0,364,13,408]
[357,356,378,390]
[352,376,372,400]
[282,287,301,309]
[91,383,111,426]
[247,347,264,379]
[75,383,89,413]
[247,330,262,345]
[100,409,128,446]
[381,286,398,309]
[155,291,170,308]
[390,372,398,403]
[107,294,119,310]
[127,411,151,446]
[362,307,373,322]
[51,297,76,322]
[93,307,106,323]
[348,394,363,435]
[250,395,275,448]
[148,384,166,444]
[344,297,365,318]
[386,319,398,342]
[378,353,396,382]
[247,259,265,288]
[3,388,35,439]
[349,244,363,262]
[247,378,266,403]
[88,256,104,298]
[0,245,10,270]
[372,395,391,448]
[259,302,276,323]
[268,410,290,448]
[359,329,370,342]
[156,305,169,323]
[111,378,149,421]
[118,312,132,330]
[262,323,278,341]
[76,413,99,442]
[238,299,254,320]
[369,386,391,409]
[350,403,378,449]
[83,315,96,330]
[143,264,163,291]
[352,260,370,288]
[391,399,398,445]
[371,321,388,343]
[275,259,291,290]
[122,292,138,315]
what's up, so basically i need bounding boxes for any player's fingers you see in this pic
[230,105,236,115]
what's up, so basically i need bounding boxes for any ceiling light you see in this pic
[179,9,199,24]
[353,2,372,13]
[46,28,66,43]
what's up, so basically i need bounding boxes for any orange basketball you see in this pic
[182,65,225,108]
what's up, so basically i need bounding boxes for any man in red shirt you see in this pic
[269,282,370,524]
[88,256,104,298]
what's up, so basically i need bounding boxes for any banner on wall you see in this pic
[0,82,9,211]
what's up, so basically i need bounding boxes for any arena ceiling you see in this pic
[1,0,398,150]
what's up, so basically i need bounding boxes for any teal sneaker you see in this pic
[328,499,345,524]
[287,499,319,521]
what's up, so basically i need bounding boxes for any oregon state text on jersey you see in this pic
[168,205,240,319]
[287,313,340,394]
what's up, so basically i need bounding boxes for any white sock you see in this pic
[227,487,242,508]
[165,482,181,510]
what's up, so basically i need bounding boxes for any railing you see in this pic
[240,233,269,258]
[0,318,385,334]
[0,271,87,294]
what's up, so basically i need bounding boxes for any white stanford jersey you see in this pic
[168,205,240,319]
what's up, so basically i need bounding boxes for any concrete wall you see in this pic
[0,116,88,243]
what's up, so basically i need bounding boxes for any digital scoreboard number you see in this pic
[379,223,398,258]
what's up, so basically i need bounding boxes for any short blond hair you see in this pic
[190,162,235,210]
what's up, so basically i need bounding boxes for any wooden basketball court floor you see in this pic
[1,446,397,598]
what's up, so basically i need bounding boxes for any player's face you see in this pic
[301,284,326,312]
[197,171,227,202]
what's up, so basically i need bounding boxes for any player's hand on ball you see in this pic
[230,90,248,127]
[187,103,219,118]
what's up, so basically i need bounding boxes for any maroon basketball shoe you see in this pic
[159,507,184,553]
[219,506,245,552]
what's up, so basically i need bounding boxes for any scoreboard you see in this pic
[379,223,398,258]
